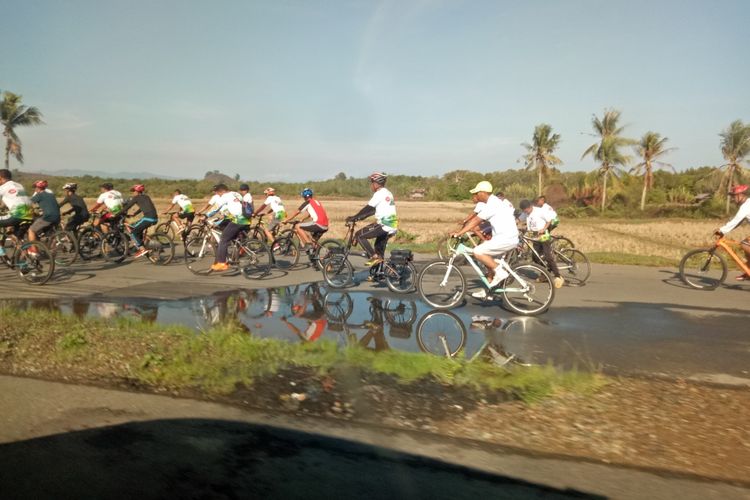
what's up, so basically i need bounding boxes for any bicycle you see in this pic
[184,217,272,279]
[417,236,555,316]
[321,221,417,292]
[245,214,301,269]
[36,222,79,267]
[0,222,56,285]
[509,232,591,286]
[154,211,199,242]
[679,235,750,290]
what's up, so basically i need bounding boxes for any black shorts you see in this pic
[300,222,328,234]
[178,212,195,222]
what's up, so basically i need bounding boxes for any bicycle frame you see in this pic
[444,242,531,293]
[716,237,750,275]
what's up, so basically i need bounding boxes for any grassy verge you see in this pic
[0,308,604,403]
[586,252,680,267]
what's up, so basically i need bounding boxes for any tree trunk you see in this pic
[640,179,647,211]
[538,167,542,197]
[601,167,608,211]
[725,164,735,215]
[4,137,10,169]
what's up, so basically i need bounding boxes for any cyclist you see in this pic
[0,169,34,257]
[121,184,158,258]
[715,184,750,281]
[206,183,250,272]
[454,191,493,242]
[254,187,286,243]
[163,189,195,231]
[534,195,559,231]
[519,199,564,288]
[451,181,518,298]
[28,180,61,244]
[497,191,514,210]
[345,172,398,267]
[196,185,225,216]
[89,182,124,233]
[238,183,254,216]
[58,182,89,232]
[283,188,329,252]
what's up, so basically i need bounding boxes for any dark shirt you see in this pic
[122,194,158,219]
[31,191,61,223]
[59,193,89,218]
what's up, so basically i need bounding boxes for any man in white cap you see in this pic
[451,180,519,298]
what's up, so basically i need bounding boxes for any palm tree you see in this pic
[631,132,675,211]
[581,109,634,210]
[717,120,750,214]
[521,123,562,195]
[1,91,44,168]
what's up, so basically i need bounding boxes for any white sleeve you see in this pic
[719,202,750,234]
[367,191,380,208]
[171,195,179,204]
[96,193,106,204]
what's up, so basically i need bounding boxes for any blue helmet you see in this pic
[301,188,313,198]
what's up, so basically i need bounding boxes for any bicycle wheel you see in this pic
[556,248,591,285]
[552,235,575,251]
[384,299,417,327]
[101,232,128,263]
[384,261,417,294]
[15,241,55,285]
[501,264,554,316]
[77,227,102,260]
[184,236,216,275]
[323,292,353,322]
[146,233,175,265]
[241,238,273,279]
[154,222,176,241]
[271,235,300,269]
[679,248,727,290]
[312,239,343,271]
[48,230,78,267]
[417,260,466,309]
[322,254,353,288]
[416,310,467,357]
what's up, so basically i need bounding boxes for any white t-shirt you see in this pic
[263,195,285,217]
[476,195,518,246]
[524,207,548,232]
[96,190,124,213]
[499,198,514,210]
[208,194,222,207]
[720,198,750,235]
[368,187,398,234]
[217,191,249,224]
[0,181,33,220]
[171,194,194,213]
[539,202,557,222]
[242,193,253,205]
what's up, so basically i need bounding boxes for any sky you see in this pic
[2,0,749,181]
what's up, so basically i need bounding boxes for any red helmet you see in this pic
[33,180,48,189]
[130,184,145,193]
[729,184,748,196]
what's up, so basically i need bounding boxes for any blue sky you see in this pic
[2,0,749,180]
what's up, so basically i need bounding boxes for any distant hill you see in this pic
[37,168,184,180]
[203,171,237,185]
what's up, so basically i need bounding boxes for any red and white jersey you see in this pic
[298,198,329,226]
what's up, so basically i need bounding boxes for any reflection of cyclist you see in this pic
[346,172,398,267]
[281,288,327,341]
[519,199,564,289]
[715,184,750,281]
[284,188,329,252]
[59,182,89,232]
[469,315,528,367]
[121,184,158,258]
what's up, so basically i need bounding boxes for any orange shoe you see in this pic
[210,262,230,272]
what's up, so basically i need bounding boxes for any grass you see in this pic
[586,252,680,267]
[0,308,605,403]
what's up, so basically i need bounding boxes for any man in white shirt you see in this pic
[346,172,398,267]
[534,195,559,231]
[254,187,287,243]
[163,189,195,231]
[89,183,124,232]
[716,184,750,281]
[452,181,518,294]
[520,199,564,288]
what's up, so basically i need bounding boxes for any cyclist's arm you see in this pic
[454,217,482,237]
[164,202,176,214]
[346,204,375,222]
[718,203,750,235]
[283,209,302,223]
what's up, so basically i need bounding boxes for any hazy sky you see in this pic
[3,0,749,180]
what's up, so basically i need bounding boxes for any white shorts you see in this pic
[473,238,517,257]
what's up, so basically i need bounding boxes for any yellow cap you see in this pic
[469,181,493,194]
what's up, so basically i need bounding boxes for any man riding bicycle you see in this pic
[58,182,89,232]
[205,184,250,272]
[254,187,286,243]
[29,180,61,245]
[519,199,564,289]
[283,188,329,252]
[0,169,34,257]
[163,189,195,230]
[89,182,124,232]
[121,184,158,258]
[534,195,559,231]
[345,172,398,267]
[715,184,750,281]
[451,181,519,299]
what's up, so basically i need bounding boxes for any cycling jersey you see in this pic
[0,181,33,220]
[59,193,89,218]
[31,190,61,223]
[122,194,158,219]
[217,191,250,225]
[719,198,750,234]
[96,190,124,214]
[539,202,558,223]
[172,194,194,213]
[368,187,398,234]
[499,198,514,210]
[298,198,329,227]
[303,319,327,341]
[476,195,518,247]
[241,193,254,217]
[264,195,286,219]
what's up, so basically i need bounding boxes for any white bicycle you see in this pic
[417,236,555,316]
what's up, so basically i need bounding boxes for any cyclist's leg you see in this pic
[355,223,385,258]
[65,215,84,233]
[536,240,560,277]
[130,218,156,249]
[28,217,53,242]
[216,222,243,264]
[374,230,391,259]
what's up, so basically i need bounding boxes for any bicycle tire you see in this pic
[679,248,727,290]
[312,239,343,271]
[101,231,128,263]
[417,260,466,309]
[154,222,176,241]
[48,230,79,267]
[415,309,467,357]
[384,299,417,327]
[552,235,575,251]
[271,235,300,269]
[501,263,554,316]
[241,238,273,279]
[77,227,102,260]
[323,292,353,322]
[184,236,216,275]
[384,261,417,294]
[146,233,175,265]
[322,254,353,288]
[15,241,55,285]
[556,248,591,285]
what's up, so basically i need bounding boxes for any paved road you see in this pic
[1,375,747,500]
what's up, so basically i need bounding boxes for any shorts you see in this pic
[30,218,56,234]
[473,238,517,257]
[267,217,282,231]
[178,212,195,222]
[100,212,121,224]
[300,222,328,234]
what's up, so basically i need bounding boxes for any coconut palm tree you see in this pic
[717,120,750,214]
[1,91,44,168]
[631,132,675,211]
[521,123,562,195]
[581,109,634,210]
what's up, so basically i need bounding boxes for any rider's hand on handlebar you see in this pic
[345,216,355,224]
[714,230,724,238]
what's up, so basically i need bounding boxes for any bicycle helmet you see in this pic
[729,184,749,196]
[301,188,313,198]
[33,180,48,189]
[368,172,387,185]
[62,182,77,191]
[130,184,145,193]
[100,182,114,190]
[263,187,275,195]
[239,183,250,191]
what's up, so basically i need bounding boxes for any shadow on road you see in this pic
[0,419,602,499]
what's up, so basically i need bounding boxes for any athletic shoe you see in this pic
[471,290,487,299]
[735,273,750,281]
[488,268,509,288]
[210,262,230,272]
[553,276,565,288]
[365,257,383,267]
[133,248,150,258]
